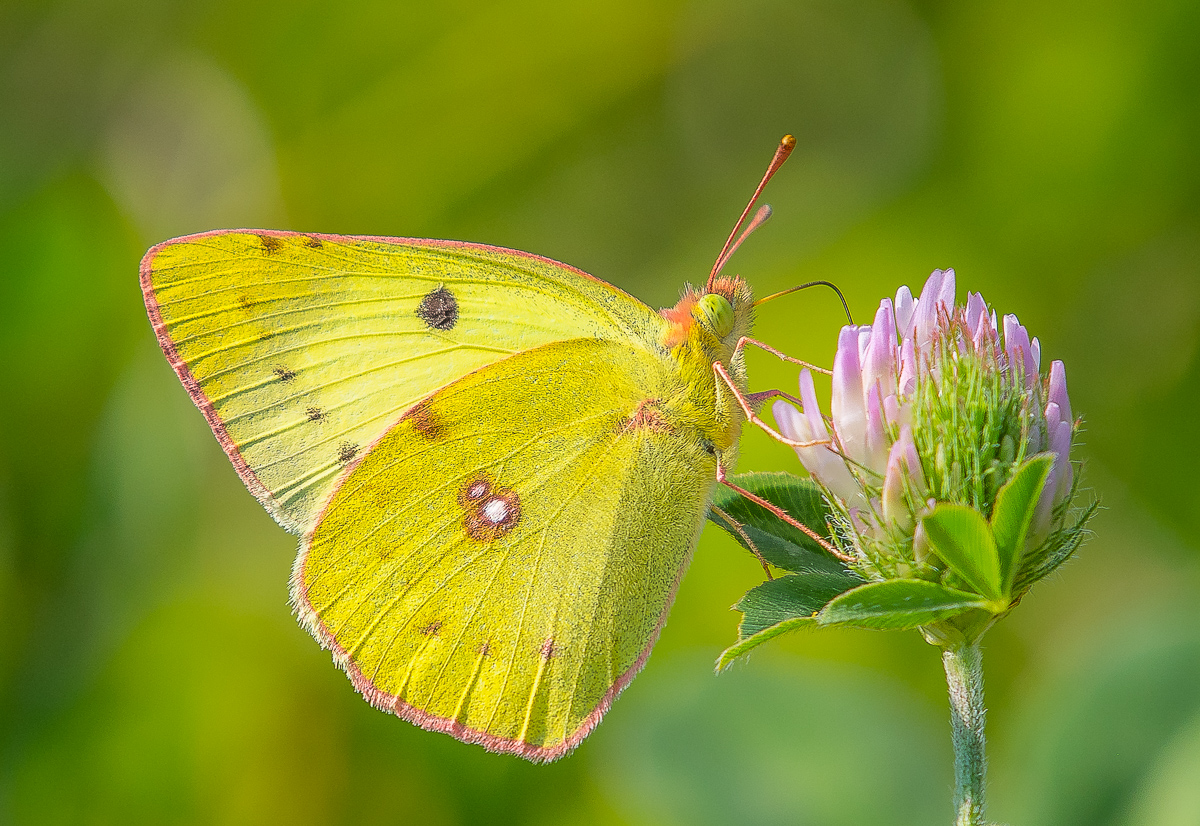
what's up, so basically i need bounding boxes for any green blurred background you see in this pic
[2,0,1199,823]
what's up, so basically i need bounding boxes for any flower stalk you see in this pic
[943,641,987,826]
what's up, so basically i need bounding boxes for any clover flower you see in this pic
[772,269,1087,591]
[712,268,1095,826]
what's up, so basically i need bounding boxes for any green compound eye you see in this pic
[694,293,734,338]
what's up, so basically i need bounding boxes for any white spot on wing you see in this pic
[482,498,510,524]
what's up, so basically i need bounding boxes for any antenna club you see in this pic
[706,135,798,288]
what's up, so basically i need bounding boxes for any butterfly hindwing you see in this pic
[295,337,716,760]
[141,230,661,532]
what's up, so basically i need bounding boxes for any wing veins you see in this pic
[164,293,424,339]
[477,421,636,740]
[208,337,479,409]
[155,241,645,339]
[327,412,615,573]
[529,424,637,735]
[393,432,618,723]
[189,326,513,378]
[323,411,616,667]
[330,435,590,659]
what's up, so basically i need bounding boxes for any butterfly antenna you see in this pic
[706,134,796,291]
[754,280,854,324]
[713,204,773,278]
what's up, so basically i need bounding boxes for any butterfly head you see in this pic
[659,275,753,355]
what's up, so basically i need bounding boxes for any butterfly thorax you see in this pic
[657,276,754,464]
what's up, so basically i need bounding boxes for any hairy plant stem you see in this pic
[943,641,987,826]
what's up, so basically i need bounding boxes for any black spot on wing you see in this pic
[259,235,282,254]
[306,407,325,422]
[274,366,297,382]
[416,286,458,330]
[337,442,358,463]
[304,236,323,248]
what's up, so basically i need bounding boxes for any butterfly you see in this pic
[140,136,807,761]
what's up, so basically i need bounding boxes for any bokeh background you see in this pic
[2,0,1199,823]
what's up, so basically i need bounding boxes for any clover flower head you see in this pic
[774,270,1088,590]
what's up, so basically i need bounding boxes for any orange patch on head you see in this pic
[660,291,699,348]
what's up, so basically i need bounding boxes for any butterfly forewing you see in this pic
[295,338,715,760]
[141,230,660,532]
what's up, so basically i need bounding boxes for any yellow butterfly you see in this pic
[141,136,807,761]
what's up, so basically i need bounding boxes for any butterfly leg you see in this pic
[733,335,833,375]
[710,504,774,580]
[712,361,830,451]
[720,337,861,473]
[730,335,836,437]
[714,462,853,562]
[711,357,854,564]
[744,388,803,410]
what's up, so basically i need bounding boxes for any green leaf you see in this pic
[717,572,862,670]
[708,515,845,576]
[737,572,864,637]
[818,579,991,630]
[708,472,842,574]
[921,505,1003,600]
[716,617,815,672]
[991,453,1054,591]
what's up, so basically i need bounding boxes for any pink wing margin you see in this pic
[139,227,647,535]
[281,366,709,762]
[143,227,688,760]
[289,511,699,762]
